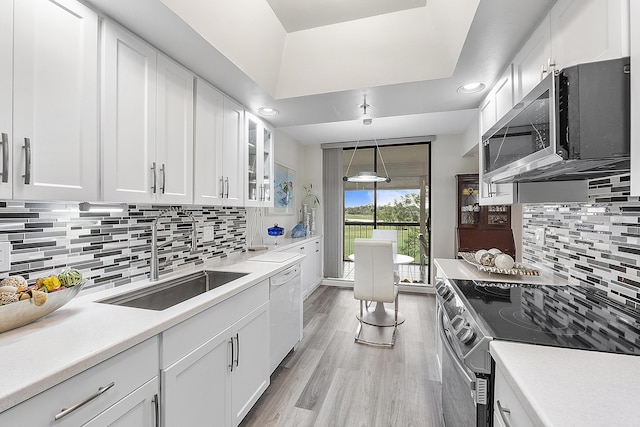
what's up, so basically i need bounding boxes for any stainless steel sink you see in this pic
[98,270,248,310]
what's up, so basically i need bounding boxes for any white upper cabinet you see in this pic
[194,79,224,206]
[513,16,552,103]
[11,0,99,201]
[0,0,12,199]
[194,79,244,206]
[245,113,274,207]
[493,65,514,124]
[155,54,194,204]
[102,22,156,203]
[513,0,629,104]
[102,21,193,204]
[550,0,629,70]
[222,97,245,206]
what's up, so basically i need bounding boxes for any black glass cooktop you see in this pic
[451,279,640,356]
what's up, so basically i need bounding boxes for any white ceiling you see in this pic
[266,0,426,32]
[84,0,556,145]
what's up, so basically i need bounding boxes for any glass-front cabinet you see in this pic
[245,113,273,207]
[456,174,515,257]
[457,174,510,229]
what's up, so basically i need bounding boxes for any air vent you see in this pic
[475,378,488,404]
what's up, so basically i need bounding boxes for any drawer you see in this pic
[0,336,158,426]
[161,280,269,368]
[493,365,536,427]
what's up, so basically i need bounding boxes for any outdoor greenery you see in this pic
[343,192,428,260]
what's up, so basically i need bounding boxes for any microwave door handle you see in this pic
[439,311,476,392]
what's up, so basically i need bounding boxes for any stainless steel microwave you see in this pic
[482,57,630,184]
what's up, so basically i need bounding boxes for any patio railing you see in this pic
[343,221,427,263]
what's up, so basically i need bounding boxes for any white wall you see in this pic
[430,134,478,284]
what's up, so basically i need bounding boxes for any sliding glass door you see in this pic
[343,143,430,284]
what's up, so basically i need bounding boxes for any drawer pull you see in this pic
[54,382,115,421]
[496,400,513,427]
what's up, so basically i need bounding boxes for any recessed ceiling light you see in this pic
[457,82,486,94]
[257,107,279,116]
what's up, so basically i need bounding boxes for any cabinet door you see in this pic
[261,124,273,205]
[246,113,259,205]
[479,97,495,136]
[245,113,274,207]
[162,331,232,427]
[222,97,245,206]
[12,0,98,201]
[0,0,12,199]
[231,302,270,426]
[102,21,157,203]
[83,377,159,427]
[194,79,224,205]
[513,15,552,102]
[155,54,194,204]
[551,0,629,70]
[494,66,514,123]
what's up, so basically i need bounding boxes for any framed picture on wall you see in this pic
[269,163,296,215]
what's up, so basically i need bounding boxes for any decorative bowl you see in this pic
[458,252,540,276]
[0,281,85,333]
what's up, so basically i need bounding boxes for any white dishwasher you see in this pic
[269,263,302,374]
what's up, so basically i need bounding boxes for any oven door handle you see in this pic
[439,310,476,392]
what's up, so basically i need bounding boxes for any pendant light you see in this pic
[342,97,391,183]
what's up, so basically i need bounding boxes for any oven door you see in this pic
[439,310,490,427]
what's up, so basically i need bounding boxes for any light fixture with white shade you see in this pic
[342,97,391,183]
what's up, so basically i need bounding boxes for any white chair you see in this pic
[371,229,400,282]
[353,238,399,346]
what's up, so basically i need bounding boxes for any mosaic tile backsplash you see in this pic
[522,173,640,309]
[0,201,246,290]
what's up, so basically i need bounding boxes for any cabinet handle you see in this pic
[225,177,229,198]
[152,393,160,427]
[229,338,234,372]
[219,176,225,198]
[22,137,31,185]
[496,400,513,427]
[160,164,166,194]
[540,63,548,80]
[0,133,8,183]
[151,162,157,193]
[235,333,240,367]
[54,382,115,421]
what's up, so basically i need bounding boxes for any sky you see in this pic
[345,189,415,208]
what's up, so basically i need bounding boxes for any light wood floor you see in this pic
[240,285,444,427]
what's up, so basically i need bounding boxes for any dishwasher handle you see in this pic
[271,266,300,288]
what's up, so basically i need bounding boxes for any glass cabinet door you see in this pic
[247,116,258,202]
[245,113,274,206]
[262,127,272,203]
[457,174,480,227]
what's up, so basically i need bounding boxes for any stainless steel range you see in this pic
[435,277,640,427]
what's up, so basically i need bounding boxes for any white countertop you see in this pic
[434,258,569,285]
[0,250,304,413]
[490,341,640,427]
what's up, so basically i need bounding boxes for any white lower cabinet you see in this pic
[0,337,159,427]
[160,281,270,427]
[493,365,535,427]
[84,377,159,427]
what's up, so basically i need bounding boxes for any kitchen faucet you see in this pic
[150,208,198,281]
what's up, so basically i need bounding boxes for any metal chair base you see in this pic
[354,298,398,347]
